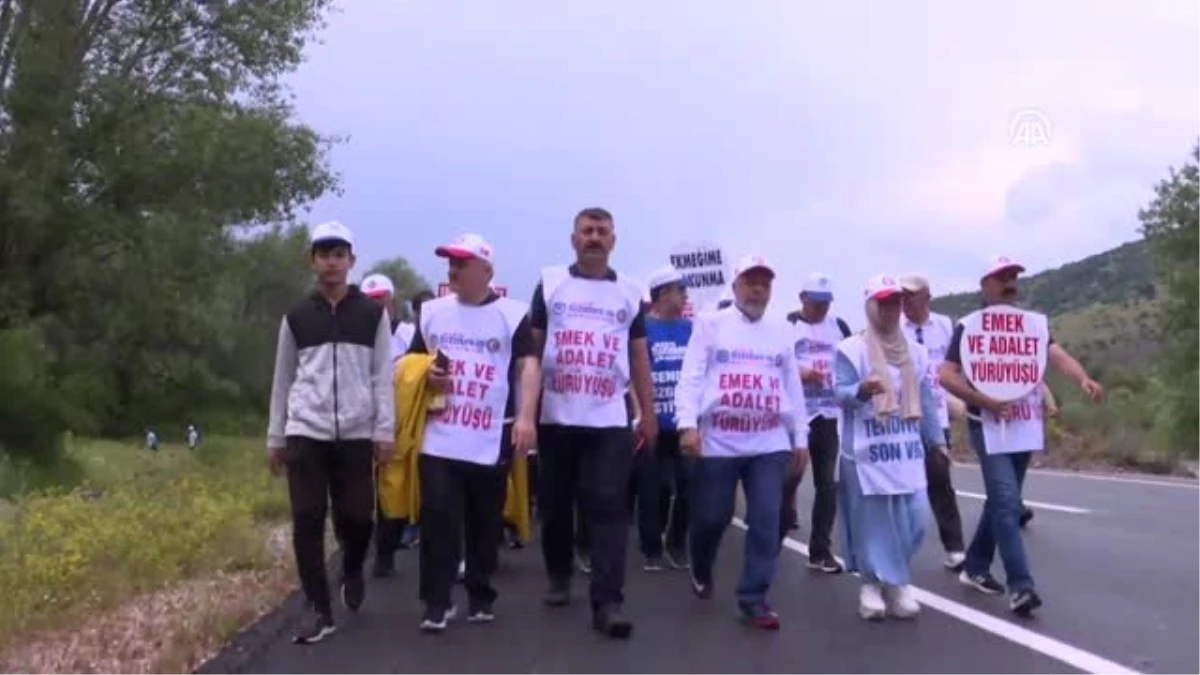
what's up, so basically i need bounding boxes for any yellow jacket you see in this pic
[377,351,532,544]
[378,353,435,521]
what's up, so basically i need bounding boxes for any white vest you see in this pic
[538,266,643,428]
[419,295,529,465]
[902,312,954,429]
[794,317,844,421]
[838,335,929,496]
[685,310,807,458]
[977,387,1046,455]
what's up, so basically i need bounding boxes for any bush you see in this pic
[0,327,68,465]
[0,436,287,647]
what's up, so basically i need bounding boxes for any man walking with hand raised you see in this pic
[529,207,657,639]
[675,255,809,630]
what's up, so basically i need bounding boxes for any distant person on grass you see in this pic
[939,255,1103,618]
[267,220,396,645]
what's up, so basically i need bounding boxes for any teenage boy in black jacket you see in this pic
[267,221,396,645]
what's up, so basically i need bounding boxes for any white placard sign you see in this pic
[958,305,1050,453]
[958,306,1048,401]
[668,242,729,313]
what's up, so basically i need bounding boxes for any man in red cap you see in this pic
[404,233,540,632]
[940,255,1103,617]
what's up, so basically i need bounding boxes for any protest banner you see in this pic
[957,305,1050,451]
[668,241,729,313]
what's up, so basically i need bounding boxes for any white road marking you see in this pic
[954,490,1091,514]
[730,517,1142,675]
[951,463,1199,489]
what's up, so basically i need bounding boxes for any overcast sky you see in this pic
[290,0,1199,318]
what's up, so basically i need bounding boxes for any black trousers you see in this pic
[284,437,375,616]
[926,428,965,552]
[780,417,838,558]
[538,424,634,609]
[632,430,689,557]
[418,453,508,610]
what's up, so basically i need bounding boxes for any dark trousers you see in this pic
[780,417,838,558]
[690,451,790,605]
[926,428,965,552]
[633,430,689,557]
[418,454,508,610]
[283,437,375,617]
[538,424,634,609]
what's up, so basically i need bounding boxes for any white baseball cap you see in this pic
[899,273,930,293]
[646,264,685,291]
[310,220,354,248]
[864,274,904,301]
[732,254,775,280]
[981,255,1026,281]
[435,233,494,263]
[801,272,834,302]
[360,274,395,298]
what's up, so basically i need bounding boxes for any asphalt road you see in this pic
[202,463,1196,674]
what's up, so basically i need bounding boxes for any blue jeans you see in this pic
[689,451,790,606]
[964,423,1034,592]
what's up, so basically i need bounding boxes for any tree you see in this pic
[365,257,434,320]
[0,1,341,461]
[1138,142,1199,456]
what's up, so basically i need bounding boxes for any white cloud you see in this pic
[292,0,1199,306]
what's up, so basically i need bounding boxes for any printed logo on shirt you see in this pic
[719,347,782,366]
[552,300,628,324]
[431,332,493,353]
[794,338,809,358]
[651,341,687,361]
[486,338,502,353]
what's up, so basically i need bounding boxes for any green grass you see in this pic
[0,436,288,649]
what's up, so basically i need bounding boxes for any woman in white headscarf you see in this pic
[834,275,946,620]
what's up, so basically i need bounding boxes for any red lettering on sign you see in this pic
[987,335,1040,356]
[769,376,781,392]
[981,311,1025,333]
[556,348,615,369]
[967,335,984,353]
[602,334,623,351]
[967,360,1042,385]
[554,330,596,347]
[717,391,781,412]
[448,378,491,401]
[718,373,764,390]
[548,372,618,399]
[439,401,495,430]
[473,363,497,381]
[710,412,782,433]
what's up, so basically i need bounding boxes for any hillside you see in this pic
[930,240,1163,372]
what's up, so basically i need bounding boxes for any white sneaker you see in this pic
[858,583,886,621]
[883,584,921,619]
[944,551,966,571]
[456,560,466,581]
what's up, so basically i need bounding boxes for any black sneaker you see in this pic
[292,612,336,645]
[959,570,1005,595]
[399,525,420,548]
[1019,507,1035,529]
[806,554,844,575]
[643,555,665,572]
[544,578,571,607]
[592,604,633,639]
[503,526,524,549]
[690,573,713,600]
[419,604,457,633]
[341,575,365,612]
[1010,589,1042,617]
[737,601,781,630]
[665,545,690,570]
[372,554,395,579]
[467,600,496,623]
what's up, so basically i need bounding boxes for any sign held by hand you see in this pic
[957,306,1049,402]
